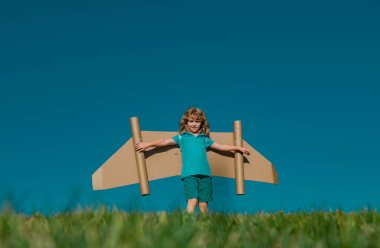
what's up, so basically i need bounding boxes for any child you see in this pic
[134,107,249,214]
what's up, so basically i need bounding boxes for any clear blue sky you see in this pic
[1,0,379,214]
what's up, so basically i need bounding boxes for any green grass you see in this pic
[1,206,380,247]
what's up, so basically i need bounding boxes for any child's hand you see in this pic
[239,147,250,155]
[134,142,148,152]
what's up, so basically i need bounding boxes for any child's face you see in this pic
[187,115,202,134]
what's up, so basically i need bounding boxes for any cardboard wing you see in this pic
[92,131,278,191]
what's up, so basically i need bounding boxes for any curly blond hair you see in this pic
[178,107,210,137]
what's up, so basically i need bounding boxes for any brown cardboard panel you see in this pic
[92,131,278,190]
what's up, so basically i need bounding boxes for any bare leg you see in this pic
[186,198,198,213]
[199,202,208,214]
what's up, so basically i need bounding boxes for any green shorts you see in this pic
[182,174,213,202]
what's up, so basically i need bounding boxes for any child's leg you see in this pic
[182,176,199,213]
[199,202,208,213]
[187,198,198,213]
[198,176,213,214]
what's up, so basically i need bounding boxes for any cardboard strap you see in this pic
[130,117,150,195]
[234,120,245,195]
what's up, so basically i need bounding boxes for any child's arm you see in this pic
[210,142,250,155]
[134,139,176,152]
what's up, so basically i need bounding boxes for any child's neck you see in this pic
[188,130,200,136]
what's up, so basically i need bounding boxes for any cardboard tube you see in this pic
[234,120,245,195]
[130,117,150,195]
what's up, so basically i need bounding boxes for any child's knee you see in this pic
[187,198,198,206]
[199,202,208,208]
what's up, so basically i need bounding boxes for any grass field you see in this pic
[1,206,380,247]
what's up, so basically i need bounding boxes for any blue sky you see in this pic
[1,0,379,214]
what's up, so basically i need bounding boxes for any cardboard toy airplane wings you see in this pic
[92,117,279,195]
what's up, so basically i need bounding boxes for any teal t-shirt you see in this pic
[172,132,214,178]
